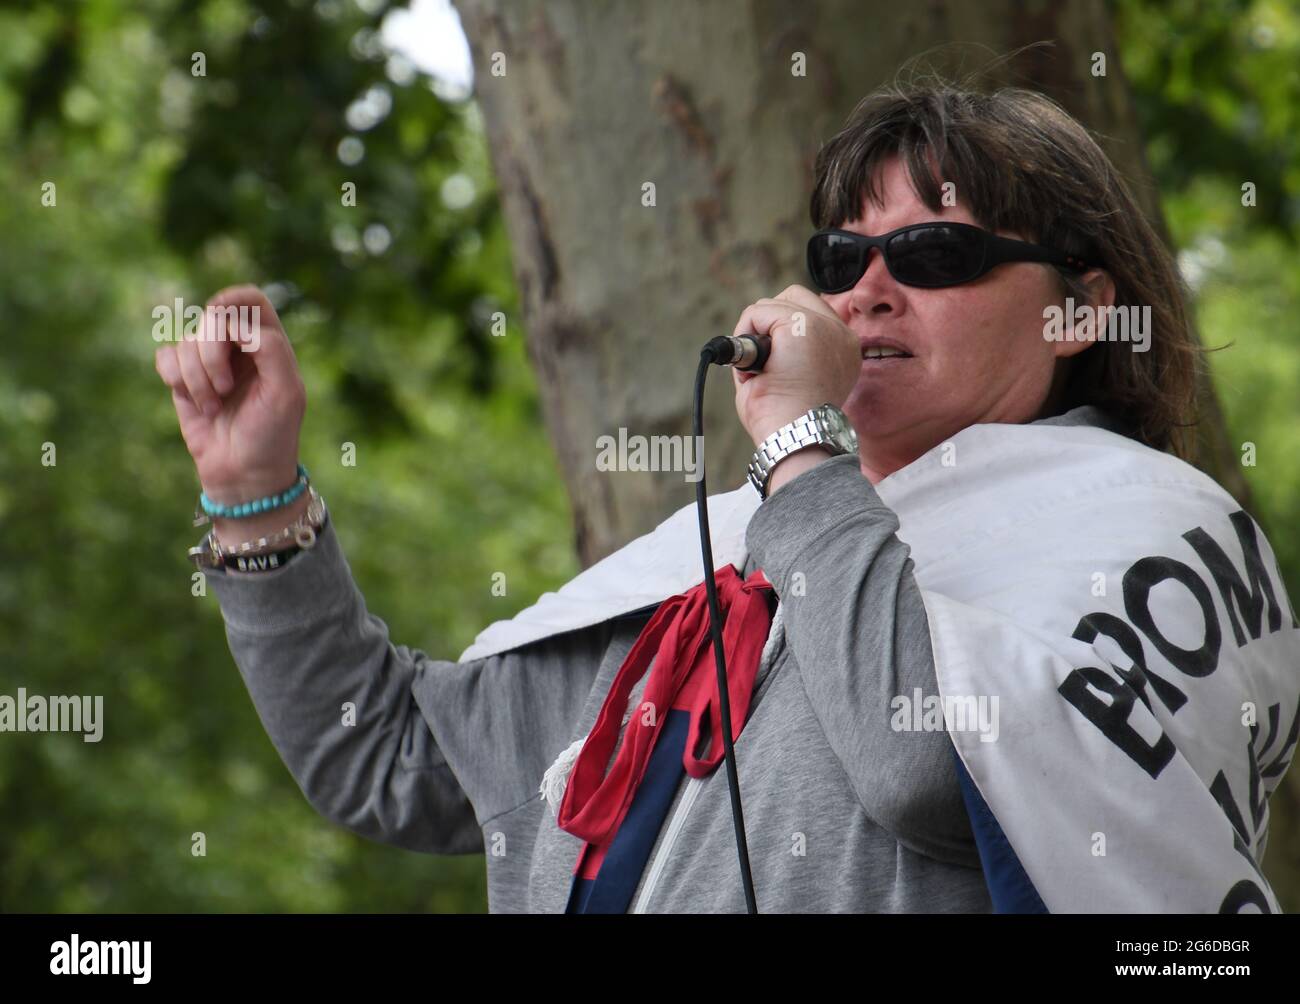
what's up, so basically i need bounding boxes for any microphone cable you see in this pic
[692,332,771,915]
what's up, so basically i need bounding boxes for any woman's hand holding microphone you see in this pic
[730,284,861,495]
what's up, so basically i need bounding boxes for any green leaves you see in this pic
[0,0,568,913]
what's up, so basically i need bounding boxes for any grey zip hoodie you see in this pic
[200,405,1122,912]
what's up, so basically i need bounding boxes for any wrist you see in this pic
[212,490,312,541]
[750,403,820,449]
[199,459,300,503]
[746,402,857,500]
[765,445,833,496]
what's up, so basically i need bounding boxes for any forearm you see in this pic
[199,459,314,543]
[745,453,976,862]
[200,517,481,854]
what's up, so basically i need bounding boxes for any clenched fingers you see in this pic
[155,344,202,423]
[198,305,235,396]
[176,330,222,418]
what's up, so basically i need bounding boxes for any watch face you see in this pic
[820,405,858,453]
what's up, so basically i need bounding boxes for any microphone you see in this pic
[701,333,772,373]
[690,330,767,913]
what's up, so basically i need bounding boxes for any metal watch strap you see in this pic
[747,404,847,500]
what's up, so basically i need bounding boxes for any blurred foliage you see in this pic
[0,0,572,913]
[1114,0,1300,910]
[0,0,1296,913]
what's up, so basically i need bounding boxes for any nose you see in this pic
[847,246,903,317]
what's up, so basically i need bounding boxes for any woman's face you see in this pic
[818,155,1091,483]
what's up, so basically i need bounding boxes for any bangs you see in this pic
[810,90,1072,251]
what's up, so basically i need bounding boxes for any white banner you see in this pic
[460,420,1300,912]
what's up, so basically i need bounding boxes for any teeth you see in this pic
[863,346,908,359]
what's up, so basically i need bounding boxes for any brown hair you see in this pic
[809,77,1205,461]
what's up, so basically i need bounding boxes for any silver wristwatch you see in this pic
[747,403,858,500]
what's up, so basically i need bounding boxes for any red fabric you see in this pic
[557,564,775,873]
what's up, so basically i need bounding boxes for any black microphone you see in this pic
[701,333,772,373]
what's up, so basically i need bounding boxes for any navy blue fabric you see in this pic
[565,709,692,913]
[950,744,1048,913]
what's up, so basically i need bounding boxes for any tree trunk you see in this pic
[454,0,1250,567]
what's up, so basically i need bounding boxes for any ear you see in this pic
[1054,268,1116,359]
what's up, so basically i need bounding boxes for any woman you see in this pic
[155,81,1299,913]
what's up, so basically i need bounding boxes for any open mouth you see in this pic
[861,347,912,362]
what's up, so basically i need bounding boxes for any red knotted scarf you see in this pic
[556,564,775,847]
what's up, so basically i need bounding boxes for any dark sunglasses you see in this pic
[807,221,1092,292]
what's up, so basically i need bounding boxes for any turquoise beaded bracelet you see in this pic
[199,463,310,519]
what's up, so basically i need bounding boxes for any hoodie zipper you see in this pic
[631,773,705,913]
[630,597,782,912]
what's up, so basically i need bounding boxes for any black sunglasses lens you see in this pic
[809,233,865,291]
[886,225,984,286]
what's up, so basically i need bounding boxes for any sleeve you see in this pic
[743,452,980,867]
[201,514,611,854]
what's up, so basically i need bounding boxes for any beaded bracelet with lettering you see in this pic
[194,463,310,524]
[188,490,328,570]
[225,544,303,574]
